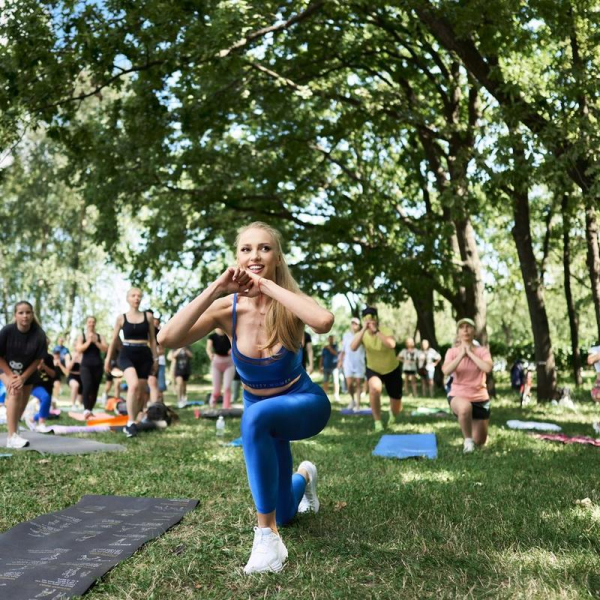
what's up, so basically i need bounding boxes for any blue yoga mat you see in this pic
[340,408,372,416]
[373,434,437,460]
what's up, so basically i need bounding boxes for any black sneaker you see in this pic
[123,423,138,438]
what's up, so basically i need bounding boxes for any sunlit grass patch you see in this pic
[2,385,600,598]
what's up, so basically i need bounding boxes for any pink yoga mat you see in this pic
[534,433,600,446]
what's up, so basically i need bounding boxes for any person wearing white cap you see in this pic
[442,318,493,453]
[339,318,366,411]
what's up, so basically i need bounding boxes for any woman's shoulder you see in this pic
[474,346,491,357]
[213,294,235,309]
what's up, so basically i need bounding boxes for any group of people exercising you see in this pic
[0,221,506,574]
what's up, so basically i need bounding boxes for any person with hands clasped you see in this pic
[0,301,47,448]
[76,316,108,419]
[158,222,333,575]
[350,306,403,431]
[442,318,493,454]
[105,288,157,438]
[206,328,235,408]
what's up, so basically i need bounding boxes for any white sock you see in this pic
[464,437,474,443]
[127,420,135,427]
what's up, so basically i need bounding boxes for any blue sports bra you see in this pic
[231,294,303,389]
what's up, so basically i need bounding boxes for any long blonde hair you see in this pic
[235,222,303,352]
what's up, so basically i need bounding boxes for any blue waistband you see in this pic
[243,370,311,402]
[231,293,304,389]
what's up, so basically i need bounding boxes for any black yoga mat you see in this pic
[0,494,198,599]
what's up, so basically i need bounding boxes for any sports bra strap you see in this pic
[232,294,238,341]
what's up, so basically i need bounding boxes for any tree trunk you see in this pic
[585,203,600,342]
[408,283,446,389]
[511,189,557,400]
[65,206,86,335]
[453,216,488,344]
[409,284,438,348]
[562,195,582,386]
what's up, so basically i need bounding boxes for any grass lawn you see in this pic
[2,380,600,599]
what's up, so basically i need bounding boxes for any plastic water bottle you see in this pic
[216,416,225,437]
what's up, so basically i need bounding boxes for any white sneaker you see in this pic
[243,527,288,574]
[463,439,476,454]
[298,496,311,513]
[177,399,187,409]
[35,424,52,434]
[6,433,30,449]
[297,461,319,514]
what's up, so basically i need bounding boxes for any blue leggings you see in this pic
[241,371,331,525]
[31,386,52,421]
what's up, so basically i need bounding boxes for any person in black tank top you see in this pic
[146,309,165,404]
[105,287,157,438]
[76,316,108,418]
[206,328,235,409]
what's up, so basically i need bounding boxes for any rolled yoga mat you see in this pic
[0,495,198,599]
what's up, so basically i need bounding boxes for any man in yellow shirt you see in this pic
[350,307,402,431]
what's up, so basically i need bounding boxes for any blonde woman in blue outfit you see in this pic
[159,222,334,574]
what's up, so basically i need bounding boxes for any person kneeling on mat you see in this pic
[442,318,493,454]
[159,221,333,574]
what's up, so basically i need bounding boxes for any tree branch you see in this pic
[217,1,325,58]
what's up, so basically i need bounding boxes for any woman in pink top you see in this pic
[442,318,493,454]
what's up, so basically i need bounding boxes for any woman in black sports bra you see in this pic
[105,288,157,437]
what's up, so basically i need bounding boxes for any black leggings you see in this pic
[80,364,104,411]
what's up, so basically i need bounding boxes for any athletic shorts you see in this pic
[366,365,403,399]
[175,370,190,381]
[344,364,365,379]
[448,397,491,420]
[322,368,337,384]
[403,369,417,375]
[68,374,82,391]
[118,345,153,379]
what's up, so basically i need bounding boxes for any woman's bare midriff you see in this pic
[242,374,302,397]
